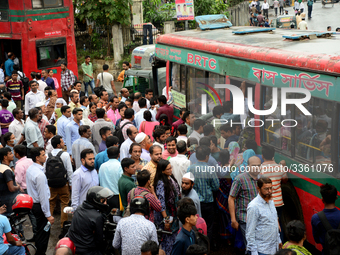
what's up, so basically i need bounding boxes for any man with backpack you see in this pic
[45,135,73,232]
[311,184,340,254]
[91,108,115,153]
[126,170,162,222]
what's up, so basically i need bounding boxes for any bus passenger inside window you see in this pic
[37,44,66,68]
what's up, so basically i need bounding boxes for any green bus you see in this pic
[155,26,340,251]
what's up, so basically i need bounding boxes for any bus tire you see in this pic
[281,181,304,240]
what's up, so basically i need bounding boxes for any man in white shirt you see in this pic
[134,98,156,129]
[189,119,204,143]
[176,124,188,144]
[8,108,25,144]
[36,73,47,92]
[96,64,116,97]
[120,126,138,161]
[44,125,56,155]
[261,0,269,19]
[169,141,190,186]
[145,89,153,109]
[24,81,45,117]
[133,92,142,113]
[135,132,152,162]
[298,17,308,30]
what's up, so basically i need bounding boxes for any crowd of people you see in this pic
[0,54,339,255]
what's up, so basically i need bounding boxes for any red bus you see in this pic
[0,0,77,96]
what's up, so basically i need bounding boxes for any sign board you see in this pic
[172,90,186,108]
[175,0,194,21]
[45,31,62,37]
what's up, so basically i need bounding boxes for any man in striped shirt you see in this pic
[60,62,75,103]
[260,145,288,241]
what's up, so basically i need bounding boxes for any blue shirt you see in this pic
[190,153,218,166]
[224,135,239,148]
[0,215,11,254]
[65,120,83,155]
[72,137,96,169]
[5,59,14,76]
[246,194,281,255]
[57,115,70,141]
[221,112,241,122]
[98,159,122,194]
[187,162,220,203]
[41,77,55,90]
[311,208,340,250]
[95,149,109,170]
[171,227,196,255]
[71,165,99,210]
[26,163,51,217]
[98,140,106,153]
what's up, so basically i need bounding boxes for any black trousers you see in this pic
[201,202,214,243]
[263,9,269,19]
[32,203,50,255]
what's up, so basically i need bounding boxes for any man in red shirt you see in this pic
[6,71,24,109]
[156,95,174,125]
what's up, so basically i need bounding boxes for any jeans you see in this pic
[84,79,95,96]
[279,6,284,14]
[274,7,278,16]
[239,221,247,248]
[32,203,50,255]
[143,24,153,45]
[4,245,25,255]
[308,5,313,18]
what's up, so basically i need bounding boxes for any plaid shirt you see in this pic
[187,161,220,203]
[229,172,258,222]
[60,69,75,91]
[127,186,162,223]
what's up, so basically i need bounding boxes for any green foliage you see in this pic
[118,54,132,69]
[76,0,133,27]
[194,0,229,16]
[144,2,176,25]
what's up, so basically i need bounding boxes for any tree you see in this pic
[76,0,133,57]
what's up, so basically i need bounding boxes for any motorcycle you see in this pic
[2,194,37,255]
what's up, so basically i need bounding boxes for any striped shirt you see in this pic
[6,79,23,101]
[229,172,258,223]
[127,186,162,223]
[260,161,288,207]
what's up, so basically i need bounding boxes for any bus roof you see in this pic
[156,27,340,75]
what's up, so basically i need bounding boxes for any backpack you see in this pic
[123,188,149,217]
[317,211,340,255]
[45,151,68,188]
[18,72,29,90]
[193,225,210,253]
[113,121,133,146]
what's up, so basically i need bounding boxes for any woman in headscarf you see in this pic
[228,141,243,167]
[230,149,256,180]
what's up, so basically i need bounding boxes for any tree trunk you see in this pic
[112,24,124,63]
[107,28,110,56]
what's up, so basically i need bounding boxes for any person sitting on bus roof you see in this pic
[117,62,131,82]
[5,52,15,77]
[311,184,340,253]
[298,17,308,30]
[264,18,273,27]
[41,69,55,90]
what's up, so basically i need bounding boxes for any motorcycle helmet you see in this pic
[130,196,149,215]
[55,237,76,255]
[12,194,33,214]
[86,186,114,213]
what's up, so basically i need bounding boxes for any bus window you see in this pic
[263,86,292,156]
[171,63,180,91]
[32,0,63,8]
[295,96,314,161]
[208,72,224,112]
[36,38,67,68]
[0,0,9,9]
[312,98,332,165]
[180,65,186,92]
